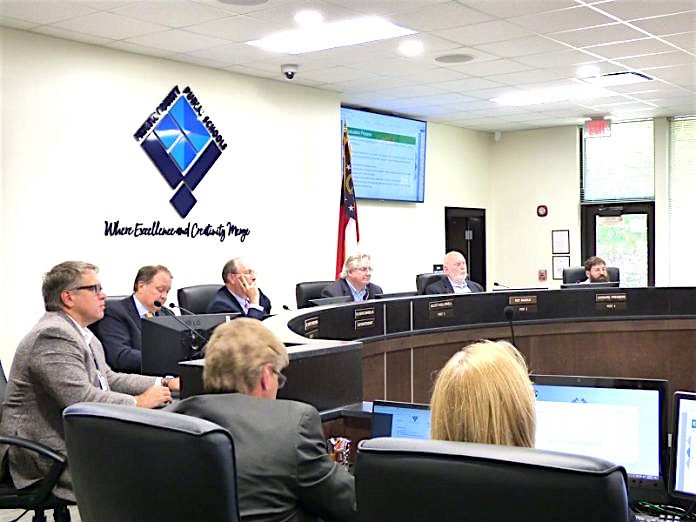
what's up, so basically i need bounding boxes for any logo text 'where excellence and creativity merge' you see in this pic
[134,86,227,218]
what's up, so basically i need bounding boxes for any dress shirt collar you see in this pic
[447,277,472,294]
[132,295,150,318]
[346,279,367,301]
[65,314,94,346]
[229,289,249,310]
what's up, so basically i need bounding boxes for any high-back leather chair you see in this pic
[355,438,631,522]
[177,284,222,314]
[63,402,240,522]
[295,281,334,308]
[415,272,444,294]
[562,266,620,284]
[0,361,73,521]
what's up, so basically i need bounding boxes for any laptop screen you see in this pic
[532,376,665,482]
[371,401,431,440]
[670,392,696,499]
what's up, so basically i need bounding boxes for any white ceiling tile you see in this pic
[643,63,696,86]
[111,1,232,28]
[437,19,532,46]
[224,63,278,79]
[105,40,177,58]
[390,1,493,31]
[0,16,39,29]
[464,86,518,100]
[437,77,505,91]
[324,76,406,91]
[662,31,696,53]
[52,11,169,39]
[618,51,695,69]
[585,37,678,58]
[515,48,599,68]
[0,1,97,24]
[401,91,474,105]
[375,84,449,98]
[509,5,616,33]
[486,68,571,85]
[355,57,430,76]
[245,0,358,25]
[30,25,113,45]
[630,11,696,36]
[294,65,378,83]
[475,35,568,58]
[446,58,531,76]
[185,42,276,65]
[124,29,230,53]
[392,67,469,84]
[549,22,648,47]
[184,14,280,42]
[593,0,696,21]
[170,52,230,68]
[459,0,579,18]
[322,0,450,17]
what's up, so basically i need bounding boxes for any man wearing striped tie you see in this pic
[207,257,271,319]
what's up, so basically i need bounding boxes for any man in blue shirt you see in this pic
[425,251,484,294]
[322,253,383,301]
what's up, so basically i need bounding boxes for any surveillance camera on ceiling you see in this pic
[281,64,298,80]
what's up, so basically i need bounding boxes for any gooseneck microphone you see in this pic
[493,282,510,288]
[153,301,209,351]
[168,302,196,316]
[503,306,517,347]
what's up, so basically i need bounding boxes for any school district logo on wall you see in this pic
[134,85,227,218]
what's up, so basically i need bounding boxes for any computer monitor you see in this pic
[532,375,668,493]
[560,281,620,289]
[308,296,352,306]
[141,313,238,375]
[669,391,696,500]
[371,400,431,440]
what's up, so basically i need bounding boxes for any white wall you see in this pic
[0,28,494,366]
[488,127,581,288]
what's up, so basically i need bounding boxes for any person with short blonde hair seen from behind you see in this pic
[430,340,536,447]
[169,318,355,522]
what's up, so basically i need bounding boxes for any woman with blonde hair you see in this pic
[430,340,536,448]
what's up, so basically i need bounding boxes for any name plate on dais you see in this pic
[429,299,455,320]
[354,318,376,330]
[304,316,319,338]
[508,295,538,314]
[354,307,376,330]
[595,293,627,312]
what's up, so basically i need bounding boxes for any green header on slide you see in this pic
[348,127,416,145]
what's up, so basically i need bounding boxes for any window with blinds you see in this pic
[581,119,655,202]
[668,116,696,285]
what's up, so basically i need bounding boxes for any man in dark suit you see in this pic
[0,261,176,502]
[206,257,271,319]
[425,251,484,294]
[169,319,355,522]
[322,253,383,301]
[94,265,173,373]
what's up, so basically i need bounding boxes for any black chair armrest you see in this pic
[0,435,67,502]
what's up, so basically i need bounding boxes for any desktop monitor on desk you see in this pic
[141,313,238,375]
[669,391,696,501]
[532,375,668,498]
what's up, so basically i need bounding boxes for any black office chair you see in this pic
[295,280,334,308]
[63,402,240,522]
[355,438,631,522]
[0,361,73,522]
[177,284,222,314]
[415,272,444,294]
[562,266,620,284]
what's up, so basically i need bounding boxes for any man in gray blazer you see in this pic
[169,318,356,522]
[0,261,177,502]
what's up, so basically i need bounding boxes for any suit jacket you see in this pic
[206,286,271,319]
[93,296,143,373]
[0,311,155,501]
[168,394,355,522]
[321,278,383,301]
[424,277,484,295]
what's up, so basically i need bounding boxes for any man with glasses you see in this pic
[425,251,484,294]
[322,253,383,301]
[0,261,176,502]
[169,318,355,522]
[94,265,173,372]
[207,257,271,319]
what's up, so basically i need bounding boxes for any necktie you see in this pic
[145,312,153,318]
[243,300,250,314]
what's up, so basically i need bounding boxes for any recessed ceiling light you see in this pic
[434,53,474,64]
[576,64,600,78]
[294,9,323,27]
[398,39,424,57]
[491,82,616,107]
[581,71,653,87]
[247,16,416,55]
[217,0,267,5]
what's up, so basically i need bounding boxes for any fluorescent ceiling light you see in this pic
[581,71,653,87]
[398,39,424,57]
[246,16,416,55]
[294,9,323,27]
[491,82,617,107]
[576,64,600,78]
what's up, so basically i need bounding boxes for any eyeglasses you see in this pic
[272,368,287,389]
[70,284,104,295]
[354,266,373,273]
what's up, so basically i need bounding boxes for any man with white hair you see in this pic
[322,253,383,301]
[425,251,484,294]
